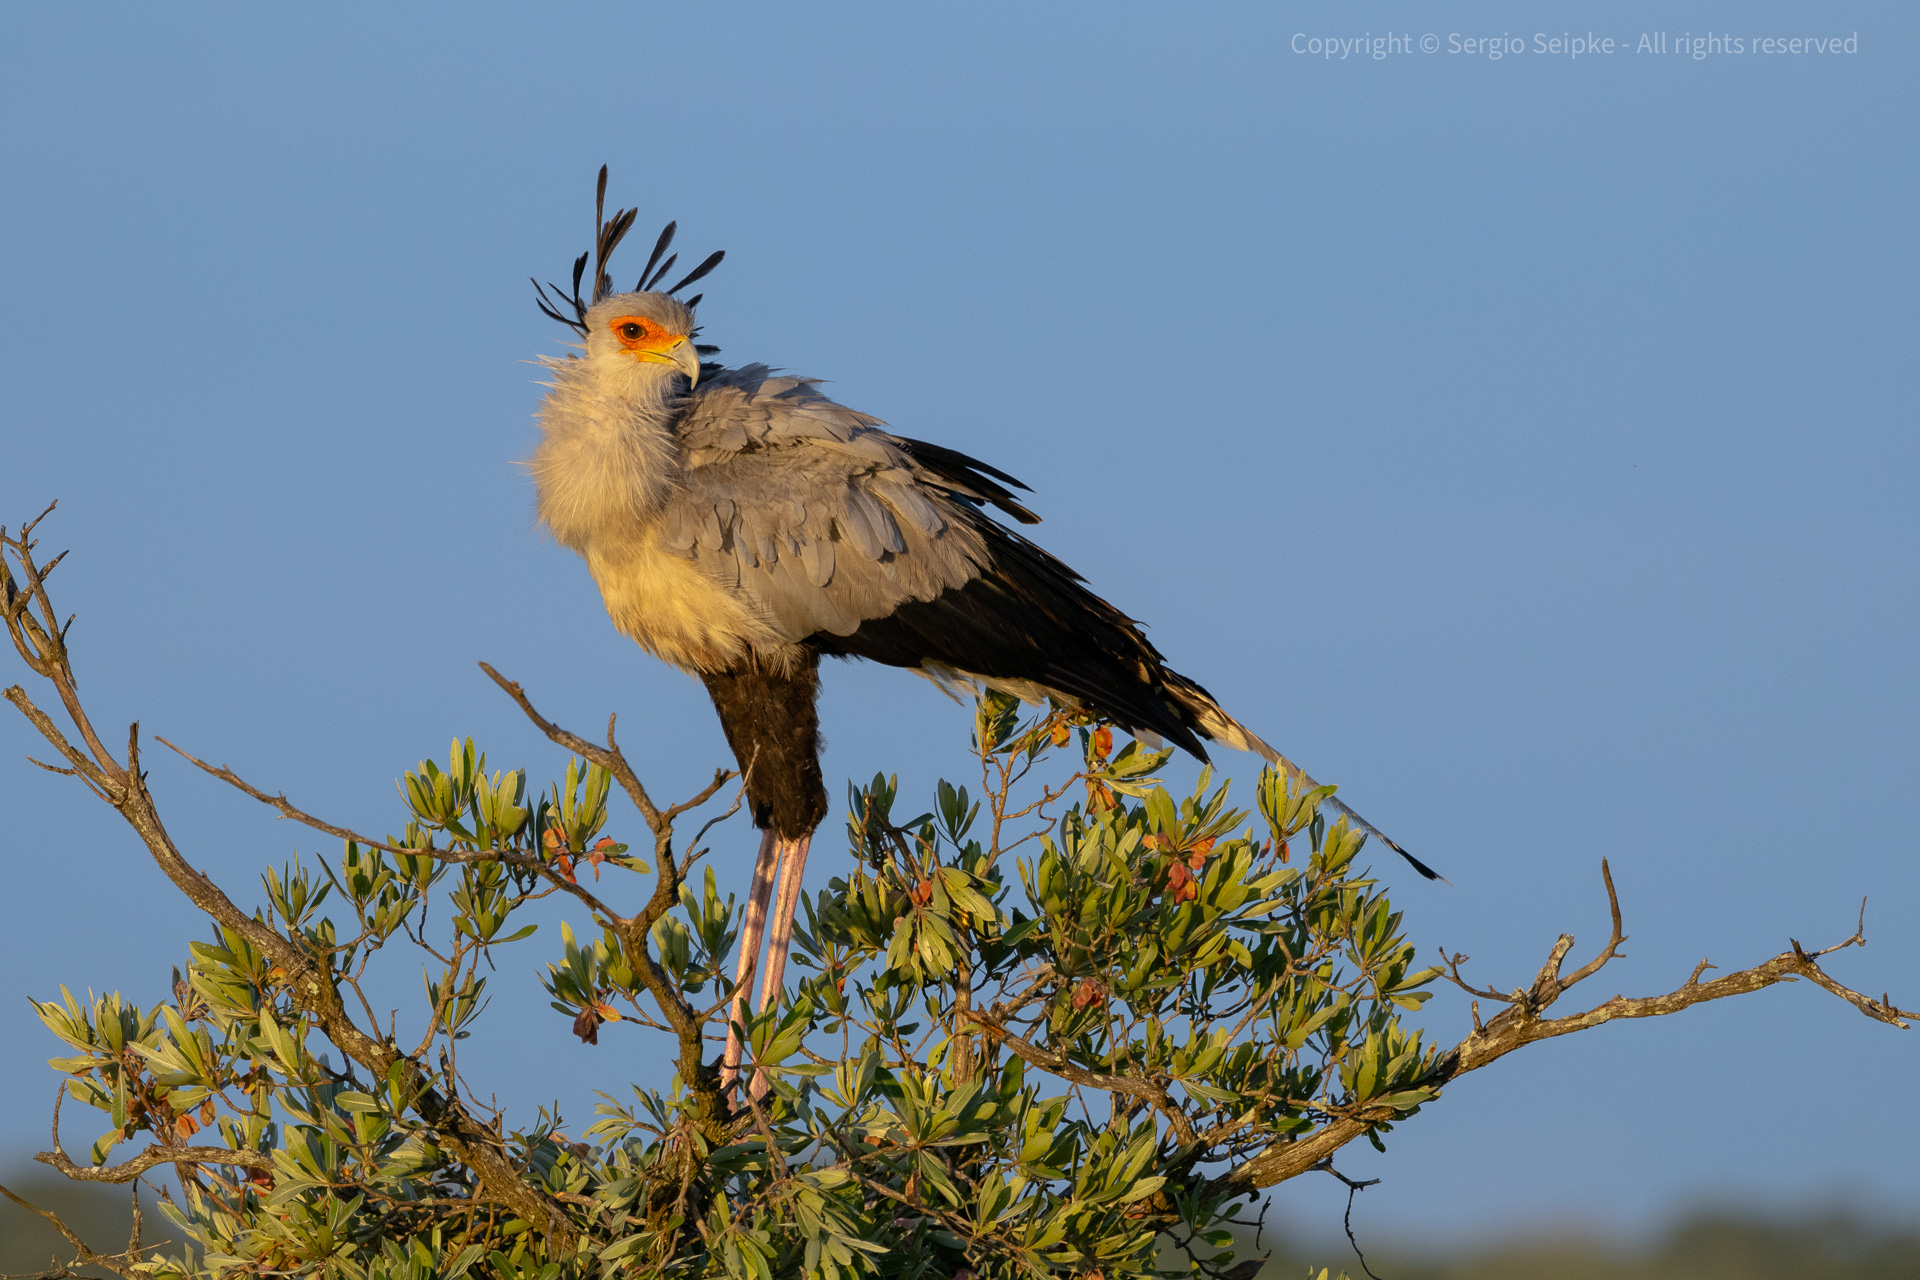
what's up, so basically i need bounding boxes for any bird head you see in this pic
[582,292,702,387]
[533,167,727,394]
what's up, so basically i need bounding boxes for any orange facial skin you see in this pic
[609,314,690,364]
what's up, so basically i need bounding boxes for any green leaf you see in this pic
[600,1236,646,1262]
[1143,787,1179,837]
[1181,1080,1239,1103]
[89,1131,119,1166]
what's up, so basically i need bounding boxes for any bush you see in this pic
[4,509,1911,1280]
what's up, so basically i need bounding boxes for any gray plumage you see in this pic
[534,299,1005,677]
[667,365,989,644]
[528,289,1436,880]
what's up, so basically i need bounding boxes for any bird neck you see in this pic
[531,356,686,552]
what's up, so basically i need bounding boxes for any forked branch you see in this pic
[1212,861,1912,1197]
[478,660,740,834]
[477,661,742,1131]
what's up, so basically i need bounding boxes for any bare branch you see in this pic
[4,687,119,798]
[1803,897,1869,959]
[0,1180,141,1280]
[1789,937,1904,1023]
[1437,948,1511,1003]
[0,1182,92,1253]
[1,514,121,772]
[963,1009,1199,1146]
[665,767,739,822]
[1525,934,1578,1008]
[1556,857,1627,991]
[1211,865,1914,1198]
[682,785,748,867]
[35,1144,272,1182]
[155,735,630,925]
[479,662,685,831]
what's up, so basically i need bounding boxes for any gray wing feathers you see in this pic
[872,478,946,536]
[665,367,990,642]
[838,487,906,559]
[680,365,898,465]
[698,500,729,552]
[660,503,696,553]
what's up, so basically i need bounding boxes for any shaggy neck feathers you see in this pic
[530,355,688,553]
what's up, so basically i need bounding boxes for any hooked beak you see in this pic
[665,337,701,388]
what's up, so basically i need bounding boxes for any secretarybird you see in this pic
[528,170,1435,1095]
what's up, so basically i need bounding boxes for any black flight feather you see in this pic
[811,519,1210,761]
[896,438,1031,491]
[896,437,1041,524]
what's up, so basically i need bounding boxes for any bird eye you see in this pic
[618,322,645,341]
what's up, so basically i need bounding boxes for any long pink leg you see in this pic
[720,828,779,1094]
[748,833,812,1101]
[755,835,813,1010]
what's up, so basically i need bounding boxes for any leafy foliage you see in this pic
[9,519,1908,1280]
[27,695,1418,1280]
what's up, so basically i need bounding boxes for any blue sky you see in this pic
[1,1,1913,1246]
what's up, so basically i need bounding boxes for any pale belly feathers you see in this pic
[585,531,782,675]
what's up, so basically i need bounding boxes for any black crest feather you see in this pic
[638,221,676,294]
[643,252,679,293]
[533,166,725,346]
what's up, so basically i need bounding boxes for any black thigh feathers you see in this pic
[700,654,828,838]
[812,521,1220,761]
